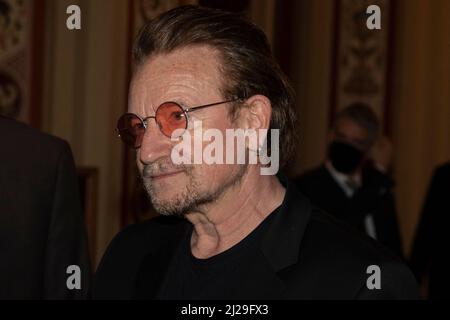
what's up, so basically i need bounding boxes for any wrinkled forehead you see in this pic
[129,46,225,113]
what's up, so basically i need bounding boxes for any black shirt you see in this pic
[156,208,279,300]
[94,179,420,300]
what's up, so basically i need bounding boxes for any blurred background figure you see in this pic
[294,103,403,257]
[0,116,91,299]
[410,162,450,299]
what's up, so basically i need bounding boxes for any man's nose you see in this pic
[138,121,172,165]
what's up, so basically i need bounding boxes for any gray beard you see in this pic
[142,162,248,217]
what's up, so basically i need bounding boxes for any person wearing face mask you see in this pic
[294,103,403,258]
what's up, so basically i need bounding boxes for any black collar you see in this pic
[259,177,312,272]
[134,177,313,299]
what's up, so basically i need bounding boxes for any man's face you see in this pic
[330,117,370,152]
[128,45,246,216]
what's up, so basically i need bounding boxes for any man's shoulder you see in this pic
[362,166,395,189]
[295,165,327,179]
[94,216,188,299]
[294,165,330,188]
[289,207,419,298]
[435,161,450,179]
[0,116,70,160]
[102,216,187,257]
[306,207,399,262]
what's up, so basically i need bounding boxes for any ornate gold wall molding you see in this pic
[0,0,42,126]
[331,0,392,128]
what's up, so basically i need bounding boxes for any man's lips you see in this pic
[146,170,184,180]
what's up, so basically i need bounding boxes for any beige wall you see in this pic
[42,0,130,266]
[391,0,450,255]
[287,0,334,177]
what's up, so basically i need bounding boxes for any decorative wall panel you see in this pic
[0,0,42,126]
[331,0,393,131]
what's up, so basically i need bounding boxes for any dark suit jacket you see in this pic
[295,165,403,257]
[0,116,90,299]
[93,180,419,299]
[410,162,450,299]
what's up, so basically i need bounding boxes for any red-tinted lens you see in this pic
[117,113,145,148]
[155,102,187,137]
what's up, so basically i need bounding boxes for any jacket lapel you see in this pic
[237,179,313,299]
[259,179,312,272]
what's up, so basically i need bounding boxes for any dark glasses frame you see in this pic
[117,98,242,149]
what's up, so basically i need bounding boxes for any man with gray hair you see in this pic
[296,103,403,257]
[94,6,417,300]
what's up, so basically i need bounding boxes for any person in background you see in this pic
[410,161,450,299]
[0,116,91,299]
[295,103,403,257]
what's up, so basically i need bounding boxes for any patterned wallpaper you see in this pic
[0,0,35,123]
[331,0,392,128]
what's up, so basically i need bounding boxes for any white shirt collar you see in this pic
[325,161,362,198]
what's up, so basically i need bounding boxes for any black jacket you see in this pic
[410,162,450,299]
[295,165,403,257]
[0,116,90,299]
[94,179,419,300]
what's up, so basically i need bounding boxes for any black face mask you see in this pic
[328,141,364,174]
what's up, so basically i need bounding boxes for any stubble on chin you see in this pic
[141,164,249,217]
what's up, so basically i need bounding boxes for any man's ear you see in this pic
[236,94,272,131]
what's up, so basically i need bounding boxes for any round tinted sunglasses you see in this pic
[116,99,240,149]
